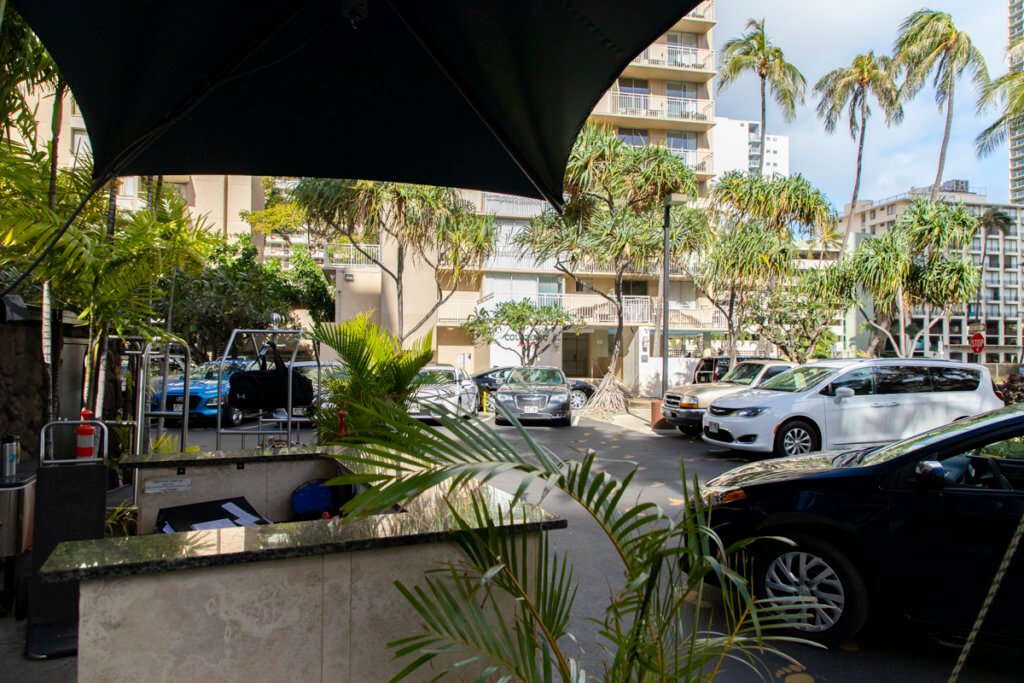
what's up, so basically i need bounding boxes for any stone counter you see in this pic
[41,482,565,682]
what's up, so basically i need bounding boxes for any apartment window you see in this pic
[970,237,982,251]
[1006,271,1019,286]
[986,353,1001,364]
[1006,255,1019,269]
[887,204,896,215]
[622,280,648,295]
[869,209,876,219]
[986,238,1000,252]
[617,77,649,95]
[1006,305,1019,318]
[987,287,1000,302]
[617,128,649,146]
[120,176,138,198]
[986,304,1001,317]
[667,31,698,47]
[988,254,1000,268]
[70,128,91,157]
[861,214,866,225]
[666,130,697,152]
[1006,239,1018,251]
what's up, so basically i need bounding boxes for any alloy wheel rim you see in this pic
[570,391,587,410]
[783,427,812,455]
[764,551,845,632]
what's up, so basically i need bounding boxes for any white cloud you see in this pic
[713,1,1011,209]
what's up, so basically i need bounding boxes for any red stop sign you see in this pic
[970,332,985,354]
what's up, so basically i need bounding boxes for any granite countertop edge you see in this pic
[123,447,344,468]
[40,517,568,583]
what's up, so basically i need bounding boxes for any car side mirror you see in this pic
[914,460,945,491]
[494,379,504,386]
[834,387,855,401]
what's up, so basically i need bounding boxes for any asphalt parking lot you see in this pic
[3,416,1021,682]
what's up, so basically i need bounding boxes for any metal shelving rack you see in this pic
[215,327,303,450]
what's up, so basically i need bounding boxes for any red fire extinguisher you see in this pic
[77,409,96,459]
[337,410,348,437]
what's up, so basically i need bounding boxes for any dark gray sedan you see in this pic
[493,366,573,426]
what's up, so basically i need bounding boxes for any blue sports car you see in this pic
[151,360,254,426]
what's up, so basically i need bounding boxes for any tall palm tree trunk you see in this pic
[44,80,66,429]
[759,75,767,175]
[931,76,956,200]
[841,101,869,256]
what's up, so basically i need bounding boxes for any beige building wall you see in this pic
[24,89,262,237]
[378,235,439,350]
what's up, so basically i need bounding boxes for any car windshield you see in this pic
[416,369,456,384]
[758,366,836,393]
[720,362,763,385]
[852,408,1024,467]
[506,368,565,385]
[189,363,244,381]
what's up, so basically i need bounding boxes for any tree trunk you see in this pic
[758,76,767,176]
[727,288,738,367]
[841,99,869,256]
[587,270,628,413]
[931,76,955,201]
[396,242,405,343]
[43,80,66,429]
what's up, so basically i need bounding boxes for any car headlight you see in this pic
[497,393,514,402]
[735,407,767,417]
[681,394,699,408]
[550,392,569,403]
[700,487,747,506]
[204,396,223,407]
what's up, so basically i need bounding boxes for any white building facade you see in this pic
[711,117,789,178]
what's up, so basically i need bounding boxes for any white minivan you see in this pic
[702,359,1004,457]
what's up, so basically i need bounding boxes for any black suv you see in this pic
[702,405,1024,646]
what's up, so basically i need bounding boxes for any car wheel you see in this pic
[754,535,869,647]
[678,424,701,437]
[774,419,820,457]
[570,389,588,410]
[223,406,243,428]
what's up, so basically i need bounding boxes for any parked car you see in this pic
[408,365,479,420]
[151,359,253,426]
[702,358,1004,458]
[662,360,796,435]
[701,404,1024,646]
[473,366,596,411]
[691,355,775,384]
[281,361,347,418]
[492,366,573,426]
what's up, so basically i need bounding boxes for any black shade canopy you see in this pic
[13,1,699,210]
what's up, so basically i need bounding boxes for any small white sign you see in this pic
[144,478,191,494]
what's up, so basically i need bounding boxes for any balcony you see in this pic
[653,299,728,330]
[483,193,546,218]
[487,292,653,325]
[324,243,381,268]
[687,0,714,20]
[668,148,713,174]
[480,248,690,275]
[437,298,480,325]
[629,46,714,80]
[591,92,714,128]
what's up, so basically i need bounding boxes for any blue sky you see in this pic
[713,1,1011,211]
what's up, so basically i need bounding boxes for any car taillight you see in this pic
[997,391,1005,401]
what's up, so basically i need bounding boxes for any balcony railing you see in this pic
[593,92,714,123]
[631,45,713,72]
[667,148,713,174]
[482,249,689,275]
[483,193,546,218]
[686,0,714,20]
[487,292,653,325]
[325,243,381,268]
[653,299,728,330]
[437,298,480,325]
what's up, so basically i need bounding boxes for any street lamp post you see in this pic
[662,193,687,398]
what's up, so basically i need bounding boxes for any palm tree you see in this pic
[718,18,806,175]
[894,9,988,200]
[814,52,903,251]
[974,208,1012,323]
[976,39,1024,157]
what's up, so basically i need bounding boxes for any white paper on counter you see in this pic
[191,519,237,530]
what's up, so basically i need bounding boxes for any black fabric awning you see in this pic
[13,1,699,210]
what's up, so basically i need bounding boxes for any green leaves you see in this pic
[325,398,813,680]
[463,300,584,367]
[718,19,806,123]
